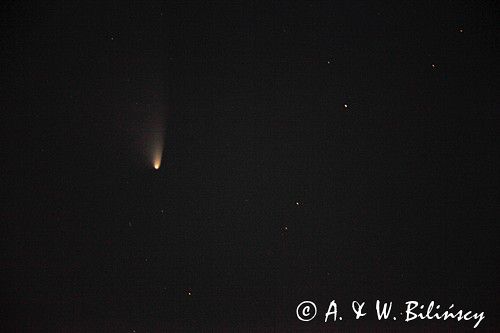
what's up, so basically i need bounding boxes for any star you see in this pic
[344,104,348,108]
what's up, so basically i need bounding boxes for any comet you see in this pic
[145,107,164,170]
[150,125,164,170]
[153,140,163,170]
[132,75,166,170]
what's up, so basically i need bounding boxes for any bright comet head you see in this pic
[152,147,162,170]
[154,159,161,170]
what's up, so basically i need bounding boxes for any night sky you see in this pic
[2,1,499,331]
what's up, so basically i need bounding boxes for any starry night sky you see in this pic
[2,1,499,331]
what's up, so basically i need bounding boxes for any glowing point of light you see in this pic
[152,147,163,170]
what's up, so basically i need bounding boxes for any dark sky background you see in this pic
[2,1,499,331]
